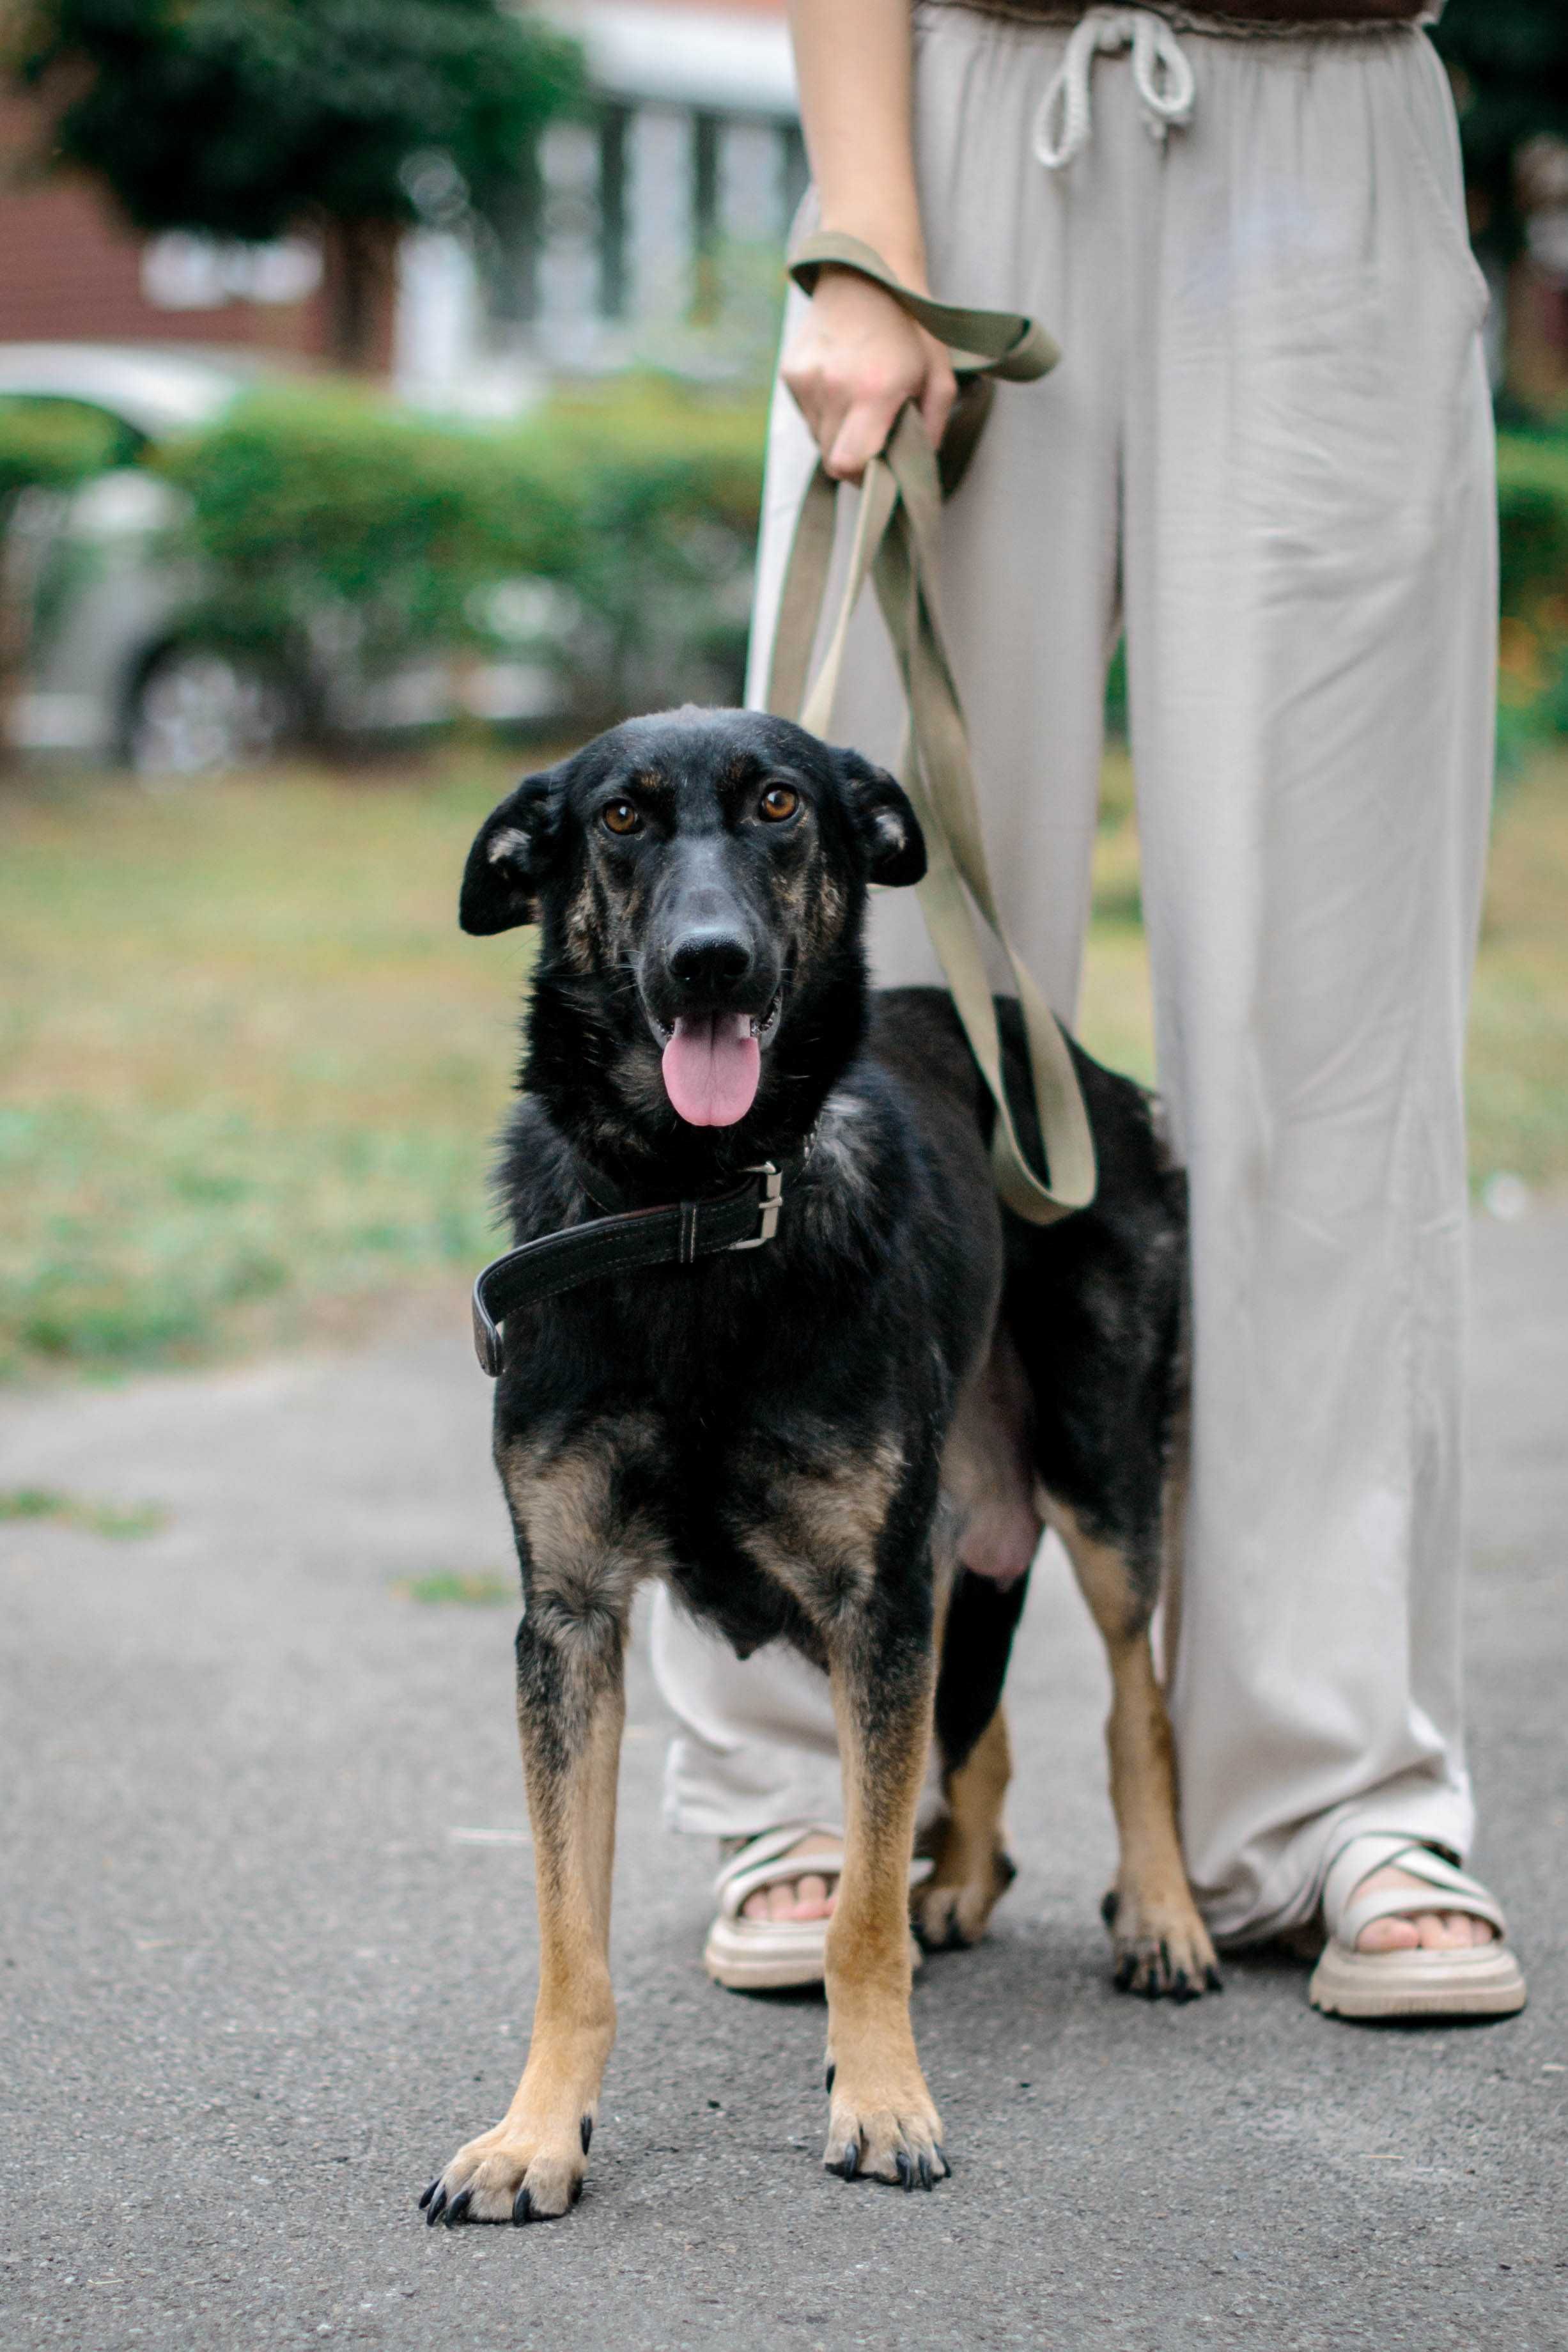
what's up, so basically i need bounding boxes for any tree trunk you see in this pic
[321,217,399,373]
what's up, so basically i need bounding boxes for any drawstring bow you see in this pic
[1034,5,1196,171]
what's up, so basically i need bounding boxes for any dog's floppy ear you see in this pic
[460,768,564,935]
[835,747,927,889]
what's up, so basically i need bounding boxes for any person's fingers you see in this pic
[786,362,867,475]
[825,391,904,483]
[918,351,959,453]
[780,365,828,452]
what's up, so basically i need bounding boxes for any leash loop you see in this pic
[1033,6,1195,171]
[766,237,1096,1226]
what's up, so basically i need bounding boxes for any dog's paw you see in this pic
[913,1845,1016,1952]
[822,2072,949,2191]
[1103,1884,1222,2002]
[419,2109,594,2227]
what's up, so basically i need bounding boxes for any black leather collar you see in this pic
[472,1150,801,1378]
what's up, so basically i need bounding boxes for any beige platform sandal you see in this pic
[1308,1832,1527,2021]
[703,1823,933,1993]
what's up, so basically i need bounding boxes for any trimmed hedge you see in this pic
[12,391,1568,749]
[150,376,768,720]
[1496,430,1568,757]
[0,397,129,508]
[1498,430,1568,613]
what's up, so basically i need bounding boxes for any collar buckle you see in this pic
[727,1161,783,1250]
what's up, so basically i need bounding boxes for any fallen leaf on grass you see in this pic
[0,1487,168,1539]
[391,1571,513,1606]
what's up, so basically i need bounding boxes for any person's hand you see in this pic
[781,264,957,483]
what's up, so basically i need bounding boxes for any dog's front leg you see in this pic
[423,1605,623,2225]
[822,1606,948,2190]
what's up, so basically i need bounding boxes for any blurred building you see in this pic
[400,0,802,405]
[0,3,799,403]
[1503,135,1568,410]
[8,12,1567,409]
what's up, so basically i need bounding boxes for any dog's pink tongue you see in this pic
[661,1013,760,1127]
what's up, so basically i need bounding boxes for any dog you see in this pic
[421,705,1218,2225]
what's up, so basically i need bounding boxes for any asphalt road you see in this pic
[3,1215,1565,2352]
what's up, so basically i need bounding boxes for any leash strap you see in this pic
[766,236,1096,1224]
[472,1162,783,1376]
[788,231,1060,382]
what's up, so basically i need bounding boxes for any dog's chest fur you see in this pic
[492,1066,1001,1665]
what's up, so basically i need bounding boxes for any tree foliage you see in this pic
[1434,0,1568,255]
[8,0,582,243]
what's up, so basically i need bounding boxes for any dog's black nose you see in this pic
[667,928,754,993]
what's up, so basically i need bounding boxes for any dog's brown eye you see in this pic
[758,785,798,823]
[602,799,642,836]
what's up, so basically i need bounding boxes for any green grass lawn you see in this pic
[0,750,530,1381]
[2,740,1565,1383]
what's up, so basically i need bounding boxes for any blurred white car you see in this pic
[0,343,560,773]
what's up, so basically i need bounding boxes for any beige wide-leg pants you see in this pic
[651,9,1497,1942]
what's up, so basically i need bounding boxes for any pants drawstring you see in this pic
[1033,6,1196,171]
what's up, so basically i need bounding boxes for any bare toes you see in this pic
[1357,1915,1421,1952]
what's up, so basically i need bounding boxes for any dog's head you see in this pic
[461,706,924,1160]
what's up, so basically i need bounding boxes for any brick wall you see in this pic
[0,95,391,368]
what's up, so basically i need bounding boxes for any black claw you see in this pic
[1113,1954,1136,1991]
[824,2064,835,2094]
[1137,1968,1161,2001]
[425,2186,448,2227]
[895,2149,913,2190]
[417,2177,440,2213]
[1170,1968,1195,2004]
[580,2114,593,2154]
[1101,1887,1121,1928]
[997,1850,1018,1891]
[1205,1963,1224,1992]
[835,2140,860,2181]
[512,2184,534,2225]
[443,2186,472,2228]
[935,2143,951,2177]
[570,2176,584,2206]
[917,2153,933,2190]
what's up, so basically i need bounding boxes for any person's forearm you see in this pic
[788,0,927,286]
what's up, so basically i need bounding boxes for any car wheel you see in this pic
[128,645,297,777]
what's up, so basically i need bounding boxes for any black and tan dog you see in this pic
[422,705,1218,2225]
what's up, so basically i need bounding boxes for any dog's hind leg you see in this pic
[822,1607,949,2188]
[912,1330,1037,1951]
[917,1568,1029,1951]
[1048,1499,1219,2001]
[919,1701,1018,1951]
